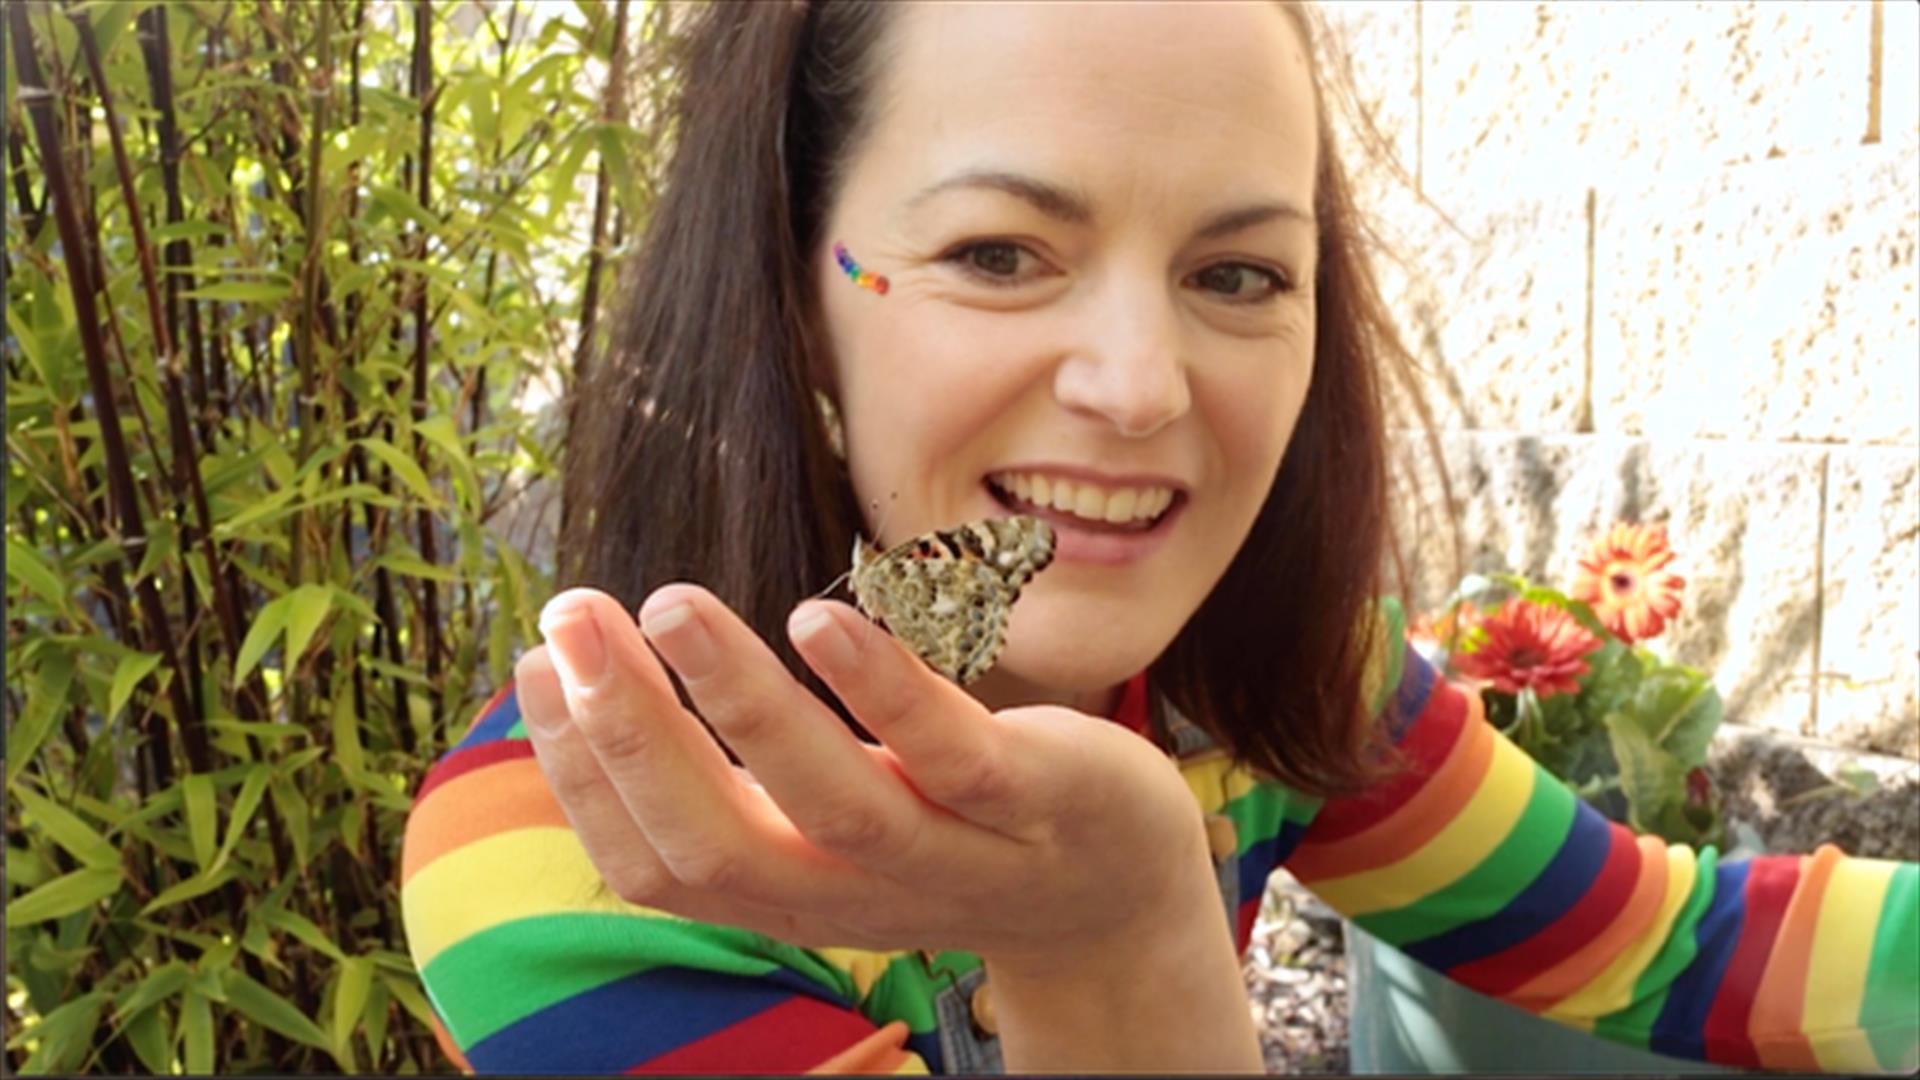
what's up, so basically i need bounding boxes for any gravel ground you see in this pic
[1243,870,1350,1075]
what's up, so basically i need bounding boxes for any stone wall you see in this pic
[1321,1,1918,757]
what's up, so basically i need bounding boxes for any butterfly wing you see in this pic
[849,517,1055,685]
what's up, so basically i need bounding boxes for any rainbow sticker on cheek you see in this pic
[833,242,890,296]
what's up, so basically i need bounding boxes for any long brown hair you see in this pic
[559,1,1447,796]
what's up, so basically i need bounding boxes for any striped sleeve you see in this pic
[399,684,931,1075]
[1284,643,1920,1075]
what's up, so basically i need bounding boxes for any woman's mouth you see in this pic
[983,471,1185,565]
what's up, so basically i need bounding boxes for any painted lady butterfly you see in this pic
[848,516,1056,685]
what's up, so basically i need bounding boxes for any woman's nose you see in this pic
[1051,283,1193,438]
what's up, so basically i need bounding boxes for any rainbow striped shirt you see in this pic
[401,612,1918,1074]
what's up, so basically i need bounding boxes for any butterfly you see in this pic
[847,516,1056,685]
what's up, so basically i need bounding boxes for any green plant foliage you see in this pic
[1421,557,1727,851]
[5,0,675,1071]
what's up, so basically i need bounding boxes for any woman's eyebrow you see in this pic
[904,168,1314,237]
[906,169,1094,224]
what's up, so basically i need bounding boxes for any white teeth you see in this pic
[989,471,1176,525]
[1073,486,1103,519]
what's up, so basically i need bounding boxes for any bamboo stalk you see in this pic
[10,0,201,781]
[136,4,214,448]
[574,0,631,383]
[408,0,444,747]
[126,2,273,729]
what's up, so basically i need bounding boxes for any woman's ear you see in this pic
[813,388,847,461]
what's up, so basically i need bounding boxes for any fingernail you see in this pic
[541,606,607,686]
[790,606,855,671]
[642,601,718,679]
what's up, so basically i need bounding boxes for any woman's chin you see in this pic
[980,622,1167,712]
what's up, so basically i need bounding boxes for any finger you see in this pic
[788,599,1034,834]
[519,647,941,951]
[640,585,1016,874]
[540,588,931,914]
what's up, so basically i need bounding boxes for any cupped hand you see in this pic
[515,583,1213,964]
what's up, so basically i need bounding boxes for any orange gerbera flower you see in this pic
[1453,598,1602,698]
[1410,601,1482,652]
[1570,522,1686,644]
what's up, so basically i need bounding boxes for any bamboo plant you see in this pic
[4,0,667,1071]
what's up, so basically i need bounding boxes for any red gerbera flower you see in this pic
[1571,522,1686,644]
[1454,598,1602,698]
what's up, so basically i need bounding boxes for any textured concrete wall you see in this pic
[1325,1,1919,757]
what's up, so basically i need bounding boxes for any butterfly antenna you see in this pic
[808,568,852,602]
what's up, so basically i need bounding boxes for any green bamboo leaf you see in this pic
[233,593,292,687]
[332,957,374,1057]
[353,437,439,506]
[221,969,332,1050]
[17,991,110,1074]
[361,975,391,1066]
[7,844,50,890]
[5,306,50,389]
[284,584,334,671]
[6,538,70,612]
[138,867,235,916]
[331,691,366,778]
[10,786,120,870]
[215,484,299,535]
[6,866,123,926]
[113,961,191,1024]
[107,650,165,726]
[180,280,292,303]
[378,972,437,1030]
[182,774,217,870]
[210,765,271,875]
[146,219,226,245]
[180,990,213,1074]
[269,778,312,871]
[415,415,480,507]
[207,719,311,741]
[123,1002,172,1074]
[330,585,379,624]
[375,552,462,583]
[258,905,346,964]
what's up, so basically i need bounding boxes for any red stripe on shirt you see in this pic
[415,738,533,806]
[1447,820,1642,997]
[1292,679,1469,845]
[1701,856,1803,1070]
[625,994,883,1075]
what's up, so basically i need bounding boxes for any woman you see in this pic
[400,2,1918,1073]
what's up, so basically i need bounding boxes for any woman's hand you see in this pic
[515,583,1216,965]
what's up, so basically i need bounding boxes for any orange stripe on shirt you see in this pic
[1289,693,1494,881]
[1507,833,1670,1013]
[401,756,569,886]
[1750,845,1842,1072]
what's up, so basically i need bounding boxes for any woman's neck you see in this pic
[966,668,1124,719]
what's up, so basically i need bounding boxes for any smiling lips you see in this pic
[987,470,1181,535]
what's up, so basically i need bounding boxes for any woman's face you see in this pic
[817,2,1321,712]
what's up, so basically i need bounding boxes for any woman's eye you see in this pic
[1192,262,1292,303]
[944,241,1038,285]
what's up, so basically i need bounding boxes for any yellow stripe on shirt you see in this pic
[403,826,664,967]
[1308,734,1537,917]
[1802,856,1899,1073]
[1545,841,1699,1024]
[1179,752,1257,816]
